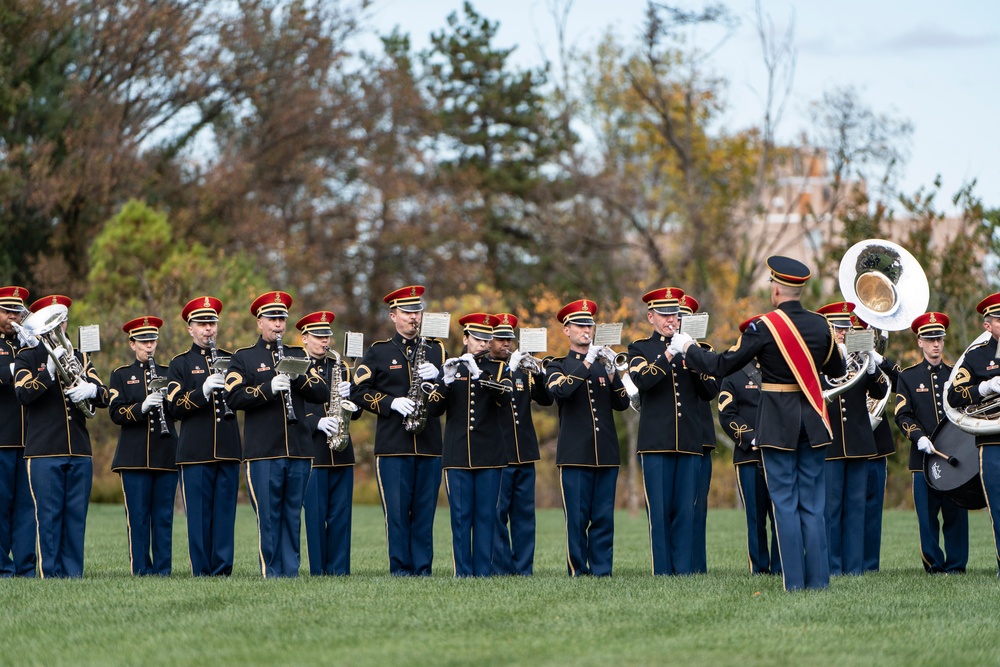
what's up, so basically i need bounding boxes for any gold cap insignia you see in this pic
[204,297,211,307]
[929,313,937,323]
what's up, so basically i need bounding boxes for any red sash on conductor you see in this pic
[758,310,831,430]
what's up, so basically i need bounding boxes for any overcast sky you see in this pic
[360,0,1000,213]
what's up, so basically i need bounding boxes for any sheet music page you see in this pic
[420,312,451,339]
[845,329,875,354]
[680,313,709,340]
[344,332,365,358]
[518,327,548,353]
[592,323,622,347]
[78,325,101,353]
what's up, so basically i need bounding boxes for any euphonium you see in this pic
[324,349,358,452]
[403,337,435,434]
[822,350,872,401]
[944,331,1000,435]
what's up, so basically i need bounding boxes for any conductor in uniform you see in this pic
[628,288,715,576]
[0,286,35,577]
[547,299,629,576]
[298,310,360,576]
[718,314,781,575]
[895,312,967,573]
[166,296,242,576]
[674,257,846,591]
[950,293,1000,575]
[490,312,552,576]
[108,316,178,576]
[351,285,446,576]
[226,291,328,577]
[14,295,110,578]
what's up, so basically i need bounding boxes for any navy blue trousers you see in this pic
[303,466,353,576]
[26,456,92,579]
[179,461,239,576]
[640,452,698,575]
[760,433,829,591]
[494,462,536,575]
[120,470,178,576]
[445,468,502,577]
[912,472,968,573]
[246,458,311,578]
[825,458,867,576]
[375,455,441,576]
[560,466,617,577]
[863,458,887,572]
[692,448,712,573]
[0,448,35,577]
[736,462,781,575]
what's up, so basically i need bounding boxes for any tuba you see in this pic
[944,331,1000,434]
[14,304,96,418]
[835,239,929,426]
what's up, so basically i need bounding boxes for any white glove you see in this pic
[417,361,439,381]
[442,359,460,385]
[584,345,600,365]
[979,379,999,398]
[270,374,291,394]
[750,438,756,448]
[509,350,525,371]
[46,346,64,380]
[460,353,481,379]
[869,349,884,366]
[141,392,164,413]
[317,416,339,437]
[66,381,98,402]
[337,380,352,399]
[865,350,879,374]
[391,396,416,416]
[991,377,1000,395]
[8,363,13,376]
[16,328,38,348]
[202,372,225,399]
[917,436,933,454]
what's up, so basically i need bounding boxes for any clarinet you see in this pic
[274,333,298,425]
[147,354,171,439]
[207,339,236,421]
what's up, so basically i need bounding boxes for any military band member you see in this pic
[351,285,446,576]
[718,315,780,575]
[680,294,720,574]
[226,291,327,578]
[0,286,35,577]
[108,316,178,576]
[440,314,511,577]
[817,302,885,577]
[675,257,846,591]
[166,296,243,576]
[547,299,629,577]
[14,295,110,578]
[491,312,552,576]
[298,310,359,576]
[628,288,715,576]
[896,312,967,573]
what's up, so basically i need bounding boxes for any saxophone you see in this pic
[324,349,358,451]
[402,336,436,434]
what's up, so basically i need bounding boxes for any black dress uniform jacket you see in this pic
[303,355,359,468]
[13,345,110,457]
[351,333,446,457]
[896,360,952,471]
[684,301,846,450]
[824,369,886,459]
[500,366,552,464]
[718,363,762,466]
[872,358,900,459]
[546,351,630,466]
[0,333,25,447]
[441,356,511,469]
[166,343,242,464]
[226,337,328,460]
[628,334,719,454]
[948,336,1000,447]
[109,359,178,471]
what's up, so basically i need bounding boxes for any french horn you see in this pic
[944,331,1000,435]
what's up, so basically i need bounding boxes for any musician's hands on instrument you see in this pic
[509,350,525,371]
[460,353,481,379]
[16,327,38,348]
[917,436,934,454]
[978,378,1000,398]
[202,372,226,399]
[46,346,63,380]
[391,396,416,416]
[866,349,880,374]
[337,380,352,399]
[317,416,340,437]
[584,345,600,365]
[668,332,693,356]
[270,374,291,394]
[442,359,460,385]
[66,381,97,402]
[141,392,164,413]
[417,361,439,381]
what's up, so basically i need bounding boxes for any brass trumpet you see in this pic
[613,352,641,414]
[514,353,553,375]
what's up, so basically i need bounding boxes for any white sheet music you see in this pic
[78,325,101,353]
[845,329,875,354]
[519,328,548,353]
[680,313,709,340]
[593,323,622,347]
[344,331,365,358]
[420,312,451,339]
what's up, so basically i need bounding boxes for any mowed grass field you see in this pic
[3,504,1000,666]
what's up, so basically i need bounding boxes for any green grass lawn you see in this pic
[2,504,999,666]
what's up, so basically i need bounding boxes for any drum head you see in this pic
[924,420,986,510]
